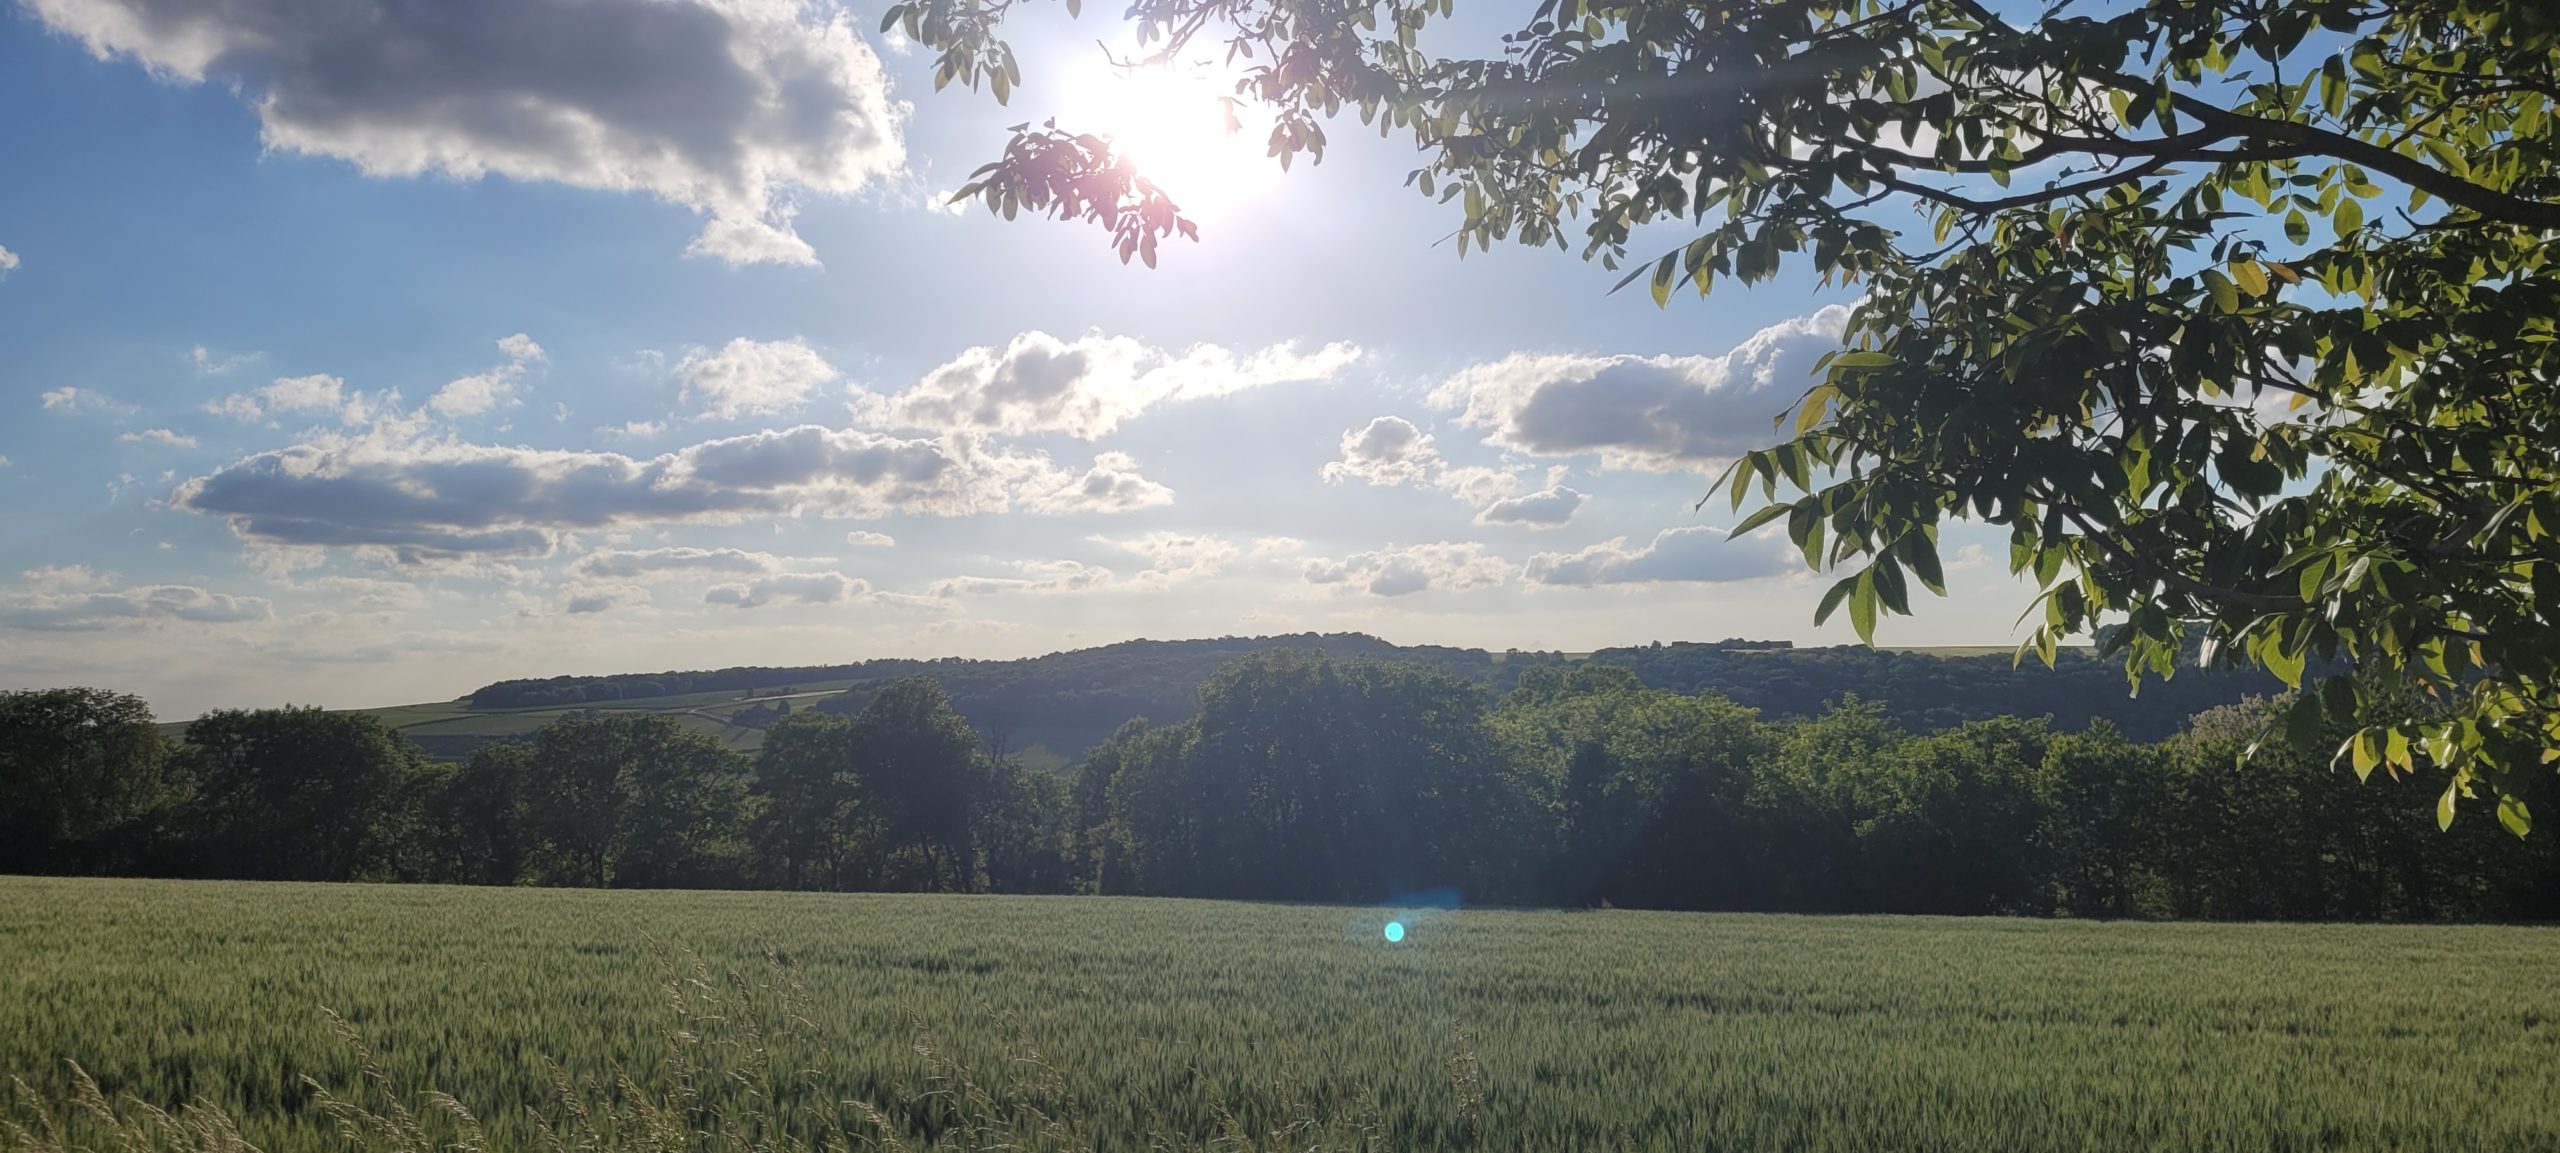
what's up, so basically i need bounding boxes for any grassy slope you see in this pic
[4,877,2558,1153]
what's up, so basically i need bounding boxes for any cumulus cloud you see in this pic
[868,331,1360,438]
[210,373,390,426]
[844,530,895,547]
[1322,416,1440,487]
[1301,542,1512,598]
[27,0,906,265]
[1431,305,1852,471]
[0,565,273,631]
[1320,414,1528,514]
[427,334,545,419]
[0,245,17,277]
[601,420,668,439]
[677,338,838,420]
[39,387,135,417]
[1095,532,1238,585]
[572,546,781,581]
[1025,452,1176,514]
[119,428,199,449]
[928,560,1114,598]
[563,584,651,615]
[1524,526,1793,586]
[1476,485,1586,528]
[706,570,868,608]
[171,423,1144,564]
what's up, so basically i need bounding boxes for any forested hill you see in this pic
[466,634,2285,763]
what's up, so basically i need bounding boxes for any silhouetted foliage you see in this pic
[0,688,179,875]
[12,652,2556,919]
[177,707,431,882]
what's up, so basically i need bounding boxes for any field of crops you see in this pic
[4,877,2557,1152]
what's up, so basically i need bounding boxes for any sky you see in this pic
[0,0,2043,717]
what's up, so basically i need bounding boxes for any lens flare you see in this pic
[1383,921,1406,943]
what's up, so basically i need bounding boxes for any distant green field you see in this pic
[4,877,2556,1152]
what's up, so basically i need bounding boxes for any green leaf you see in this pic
[2334,196,2364,239]
[2296,555,2331,603]
[2261,634,2307,688]
[2283,691,2323,751]
[1814,573,1859,628]
[2202,269,2239,314]
[2498,796,2532,838]
[1901,532,1946,596]
[1827,350,1896,372]
[1729,501,1793,538]
[1848,570,1879,645]
[2345,729,2381,781]
[1794,384,1838,435]
[2438,779,2460,831]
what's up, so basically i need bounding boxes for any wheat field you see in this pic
[3,876,2557,1151]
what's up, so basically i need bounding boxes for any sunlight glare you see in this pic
[1059,56,1274,219]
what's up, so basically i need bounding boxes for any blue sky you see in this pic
[0,0,2037,716]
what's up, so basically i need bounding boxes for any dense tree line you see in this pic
[5,656,2550,918]
[456,633,2283,768]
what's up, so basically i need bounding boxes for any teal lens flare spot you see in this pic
[1383,921,1405,943]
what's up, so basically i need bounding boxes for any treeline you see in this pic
[460,633,2284,768]
[6,655,2552,919]
[1586,640,2288,739]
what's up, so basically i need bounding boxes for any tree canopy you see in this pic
[899,0,2560,831]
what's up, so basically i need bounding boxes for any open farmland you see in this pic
[4,877,2557,1153]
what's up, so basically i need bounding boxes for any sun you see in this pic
[1057,57,1275,218]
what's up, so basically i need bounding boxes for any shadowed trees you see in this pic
[0,688,179,876]
[179,707,430,882]
[9,656,2558,918]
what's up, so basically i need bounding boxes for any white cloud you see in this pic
[572,546,783,581]
[706,570,868,608]
[1322,416,1440,487]
[28,0,906,265]
[869,330,1360,438]
[1476,485,1586,528]
[427,334,545,419]
[562,584,651,615]
[1524,526,1793,586]
[170,424,1137,564]
[1431,305,1852,471]
[0,245,18,277]
[1249,536,1304,558]
[1320,414,1527,512]
[928,559,1114,597]
[209,373,358,424]
[0,566,273,631]
[119,428,198,449]
[1025,451,1176,513]
[1432,465,1521,507]
[40,387,135,417]
[844,530,896,547]
[601,420,668,439]
[1301,542,1512,598]
[677,337,838,421]
[1094,532,1238,586]
[191,345,261,375]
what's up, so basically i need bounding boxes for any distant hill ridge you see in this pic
[466,633,2284,762]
